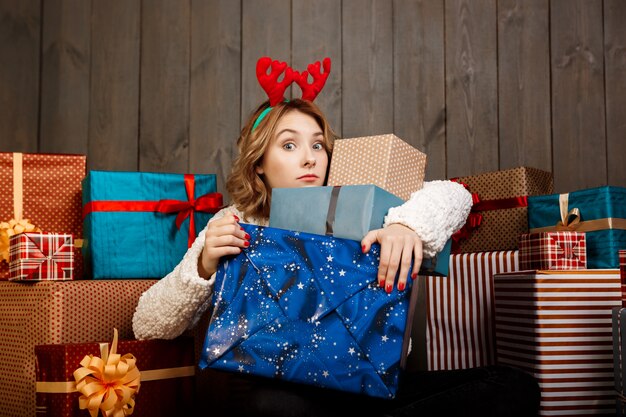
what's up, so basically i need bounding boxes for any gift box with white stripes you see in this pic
[519,231,586,270]
[612,249,626,416]
[495,269,622,416]
[9,232,74,281]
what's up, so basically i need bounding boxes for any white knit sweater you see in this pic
[132,180,472,340]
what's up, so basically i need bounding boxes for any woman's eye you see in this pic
[312,143,324,150]
[282,143,296,150]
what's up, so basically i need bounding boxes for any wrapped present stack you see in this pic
[1,152,86,280]
[612,250,626,417]
[0,151,227,415]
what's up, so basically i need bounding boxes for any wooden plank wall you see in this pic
[1,0,625,198]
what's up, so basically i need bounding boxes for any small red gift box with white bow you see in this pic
[518,231,586,270]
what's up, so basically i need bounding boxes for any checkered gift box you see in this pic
[9,232,73,280]
[519,231,586,270]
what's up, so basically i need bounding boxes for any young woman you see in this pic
[132,59,540,416]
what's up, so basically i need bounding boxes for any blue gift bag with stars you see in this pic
[199,224,418,399]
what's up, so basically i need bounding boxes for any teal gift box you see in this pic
[269,185,404,242]
[270,185,451,276]
[82,171,222,278]
[528,185,626,269]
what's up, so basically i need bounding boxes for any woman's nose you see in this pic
[303,153,316,167]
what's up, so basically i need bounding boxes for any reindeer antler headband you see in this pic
[252,56,331,130]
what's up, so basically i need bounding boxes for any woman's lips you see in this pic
[298,174,319,182]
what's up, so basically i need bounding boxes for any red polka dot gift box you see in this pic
[9,232,74,281]
[0,279,156,417]
[450,166,554,254]
[35,331,195,417]
[0,152,86,280]
[327,133,427,201]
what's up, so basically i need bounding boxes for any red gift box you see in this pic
[9,232,74,280]
[519,231,587,270]
[0,152,86,280]
[35,331,196,417]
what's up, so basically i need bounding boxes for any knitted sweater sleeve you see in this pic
[132,207,233,340]
[383,180,472,258]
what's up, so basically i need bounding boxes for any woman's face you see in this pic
[256,110,328,190]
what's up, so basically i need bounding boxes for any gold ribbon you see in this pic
[72,329,141,417]
[529,192,626,233]
[1,153,41,263]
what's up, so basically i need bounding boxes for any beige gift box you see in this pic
[327,133,427,201]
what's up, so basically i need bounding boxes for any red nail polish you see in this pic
[244,233,250,240]
[385,284,392,294]
[244,241,250,247]
[361,245,366,253]
[411,272,418,280]
[398,282,405,291]
[233,215,240,222]
[379,279,385,288]
[240,226,244,231]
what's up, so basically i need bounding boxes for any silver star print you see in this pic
[381,335,389,342]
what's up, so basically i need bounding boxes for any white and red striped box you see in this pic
[8,232,73,281]
[612,249,626,417]
[421,250,519,370]
[519,231,587,270]
[495,269,621,416]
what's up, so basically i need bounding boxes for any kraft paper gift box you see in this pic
[494,269,622,417]
[199,224,418,399]
[519,231,587,270]
[451,166,554,253]
[0,152,85,280]
[528,185,626,269]
[82,171,222,279]
[0,279,157,417]
[9,232,74,281]
[419,250,520,371]
[326,133,427,201]
[35,332,195,417]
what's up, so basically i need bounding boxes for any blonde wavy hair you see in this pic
[226,99,336,221]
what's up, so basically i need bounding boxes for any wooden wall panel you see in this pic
[39,0,90,154]
[445,0,498,178]
[393,0,446,180]
[139,0,190,172]
[241,0,291,124]
[190,0,241,199]
[551,0,606,192]
[497,0,551,172]
[604,0,626,186]
[88,0,140,171]
[0,0,40,152]
[342,0,394,137]
[292,0,342,137]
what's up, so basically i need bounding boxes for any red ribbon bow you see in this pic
[155,174,223,247]
[450,179,483,252]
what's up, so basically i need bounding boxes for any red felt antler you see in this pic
[294,57,331,102]
[256,57,295,106]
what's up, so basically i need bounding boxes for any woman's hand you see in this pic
[361,224,423,293]
[198,213,250,279]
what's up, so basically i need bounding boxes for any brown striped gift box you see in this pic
[0,280,156,417]
[519,231,587,271]
[494,269,622,417]
[326,133,427,201]
[451,166,554,253]
[419,250,520,371]
[0,152,86,280]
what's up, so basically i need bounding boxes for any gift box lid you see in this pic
[269,185,403,241]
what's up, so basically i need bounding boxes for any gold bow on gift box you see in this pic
[73,329,141,417]
[0,218,40,263]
